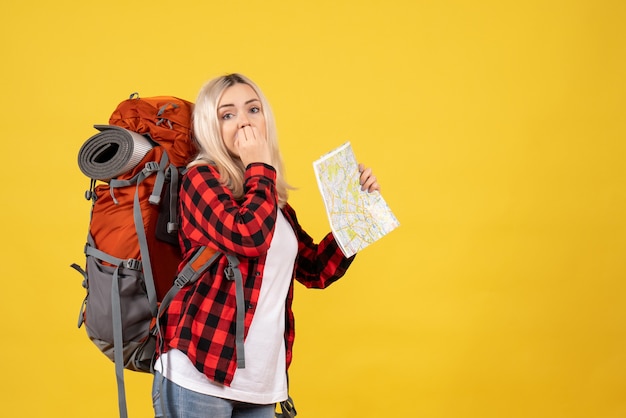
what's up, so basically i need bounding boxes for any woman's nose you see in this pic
[238,114,250,128]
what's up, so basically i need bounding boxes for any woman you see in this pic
[154,73,380,418]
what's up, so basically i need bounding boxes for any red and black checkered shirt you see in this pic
[160,163,354,385]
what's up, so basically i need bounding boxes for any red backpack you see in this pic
[72,94,222,418]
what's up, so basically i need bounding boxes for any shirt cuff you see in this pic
[245,163,277,181]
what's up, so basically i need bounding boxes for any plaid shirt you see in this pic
[160,163,354,385]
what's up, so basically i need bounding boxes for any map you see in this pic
[313,142,400,257]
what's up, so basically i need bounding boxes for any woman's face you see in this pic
[217,83,266,158]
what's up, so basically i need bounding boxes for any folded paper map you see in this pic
[313,142,400,257]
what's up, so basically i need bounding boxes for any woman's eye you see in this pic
[250,106,260,114]
[221,113,234,120]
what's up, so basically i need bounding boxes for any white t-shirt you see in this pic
[155,211,297,404]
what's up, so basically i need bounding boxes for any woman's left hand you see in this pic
[358,164,381,193]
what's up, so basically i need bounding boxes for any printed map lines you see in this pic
[313,142,399,257]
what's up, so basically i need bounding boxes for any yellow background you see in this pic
[2,1,625,417]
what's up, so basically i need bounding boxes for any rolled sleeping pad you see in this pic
[77,125,154,181]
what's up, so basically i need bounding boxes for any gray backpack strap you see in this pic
[109,173,140,204]
[108,151,168,204]
[132,180,157,316]
[135,152,170,316]
[148,151,169,205]
[106,153,169,318]
[70,263,88,328]
[84,240,142,272]
[82,237,139,418]
[155,249,247,369]
[165,165,180,234]
[111,263,129,418]
[224,254,246,369]
[158,246,222,317]
[155,246,222,373]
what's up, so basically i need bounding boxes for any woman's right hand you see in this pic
[235,125,273,167]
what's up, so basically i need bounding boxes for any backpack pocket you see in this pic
[84,255,152,348]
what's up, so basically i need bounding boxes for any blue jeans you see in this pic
[152,372,276,418]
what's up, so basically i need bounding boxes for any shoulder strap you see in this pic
[155,246,221,359]
[155,246,247,369]
[224,254,246,369]
[159,245,220,311]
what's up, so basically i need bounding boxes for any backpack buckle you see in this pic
[224,265,235,281]
[167,222,178,233]
[125,259,142,271]
[276,397,297,418]
[156,118,174,129]
[144,161,160,173]
[174,274,190,288]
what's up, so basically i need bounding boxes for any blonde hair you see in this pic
[190,73,291,206]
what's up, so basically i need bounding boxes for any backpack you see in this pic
[71,93,236,418]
